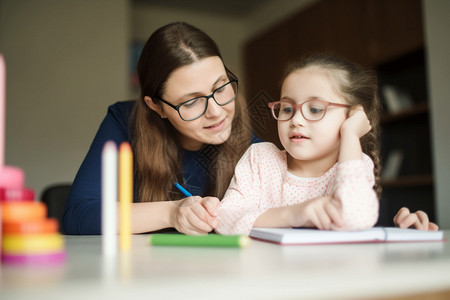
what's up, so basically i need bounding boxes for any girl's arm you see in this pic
[332,106,379,230]
[218,143,347,234]
[253,195,344,230]
[338,106,371,162]
[216,144,276,235]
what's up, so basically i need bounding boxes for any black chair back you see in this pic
[40,184,72,234]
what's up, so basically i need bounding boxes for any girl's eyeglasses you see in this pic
[268,99,350,121]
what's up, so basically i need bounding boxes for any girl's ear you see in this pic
[144,96,165,118]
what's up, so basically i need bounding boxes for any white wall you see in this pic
[0,0,130,197]
[131,3,246,85]
[131,0,315,92]
[424,0,450,229]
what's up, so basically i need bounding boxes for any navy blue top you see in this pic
[63,101,261,234]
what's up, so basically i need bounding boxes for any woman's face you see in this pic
[149,56,236,151]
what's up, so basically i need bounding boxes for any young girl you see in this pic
[216,54,382,235]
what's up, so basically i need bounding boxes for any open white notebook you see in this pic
[249,227,445,245]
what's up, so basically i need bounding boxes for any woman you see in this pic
[63,22,437,235]
[63,22,255,235]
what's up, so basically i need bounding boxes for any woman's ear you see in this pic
[144,96,165,118]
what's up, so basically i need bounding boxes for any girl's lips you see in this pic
[205,119,225,131]
[289,132,309,138]
[289,133,310,142]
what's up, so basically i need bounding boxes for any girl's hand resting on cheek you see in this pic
[291,195,345,230]
[394,207,439,231]
[171,196,220,235]
[340,105,371,139]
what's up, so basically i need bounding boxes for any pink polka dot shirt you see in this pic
[216,143,379,235]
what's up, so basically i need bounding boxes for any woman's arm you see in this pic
[63,102,133,234]
[63,101,219,235]
[131,196,220,235]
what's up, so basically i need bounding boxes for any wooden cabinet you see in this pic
[376,49,434,225]
[366,0,424,65]
[243,0,434,225]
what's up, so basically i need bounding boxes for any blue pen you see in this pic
[174,182,193,197]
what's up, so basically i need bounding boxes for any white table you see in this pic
[1,231,450,299]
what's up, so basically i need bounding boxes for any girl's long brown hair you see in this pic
[282,53,382,197]
[130,22,251,202]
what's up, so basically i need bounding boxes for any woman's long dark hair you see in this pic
[130,22,251,202]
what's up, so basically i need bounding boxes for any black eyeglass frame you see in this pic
[157,79,238,121]
[268,99,351,122]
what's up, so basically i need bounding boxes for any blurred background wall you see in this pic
[0,0,314,197]
[0,0,129,199]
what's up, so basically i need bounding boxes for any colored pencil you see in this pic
[119,142,133,251]
[102,141,118,256]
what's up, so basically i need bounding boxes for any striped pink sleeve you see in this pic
[332,154,379,230]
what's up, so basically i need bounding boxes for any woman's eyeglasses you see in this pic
[158,79,238,121]
[268,99,350,121]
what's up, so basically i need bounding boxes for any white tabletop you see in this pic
[1,231,450,299]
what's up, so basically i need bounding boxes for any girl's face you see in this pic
[278,69,348,173]
[148,56,235,151]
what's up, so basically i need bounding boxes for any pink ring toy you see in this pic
[1,251,67,265]
[0,187,34,202]
[0,166,24,189]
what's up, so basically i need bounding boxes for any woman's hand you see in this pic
[340,105,371,139]
[290,195,345,230]
[393,207,439,231]
[171,196,220,235]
